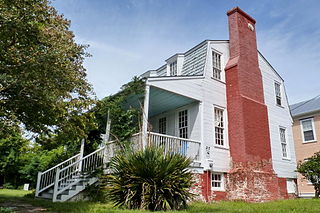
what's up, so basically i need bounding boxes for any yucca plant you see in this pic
[105,147,194,211]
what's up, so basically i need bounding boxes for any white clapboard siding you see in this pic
[259,53,297,178]
[148,42,231,172]
[148,102,201,142]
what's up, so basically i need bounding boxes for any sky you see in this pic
[51,0,320,104]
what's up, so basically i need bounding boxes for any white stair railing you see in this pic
[52,146,107,202]
[35,153,81,197]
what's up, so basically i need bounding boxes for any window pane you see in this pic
[179,110,188,139]
[304,130,315,141]
[212,51,222,80]
[214,108,224,146]
[159,117,166,134]
[274,82,281,106]
[302,120,312,131]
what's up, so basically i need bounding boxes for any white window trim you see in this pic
[158,117,167,135]
[300,118,317,143]
[211,172,225,191]
[274,81,282,107]
[213,106,228,149]
[279,126,290,160]
[175,107,189,139]
[210,48,225,82]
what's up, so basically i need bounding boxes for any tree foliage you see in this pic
[105,147,194,211]
[0,0,95,139]
[297,151,320,198]
[0,129,68,188]
[94,77,145,143]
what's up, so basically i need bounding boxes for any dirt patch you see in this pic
[1,201,55,213]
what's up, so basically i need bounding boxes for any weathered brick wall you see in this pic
[225,161,288,202]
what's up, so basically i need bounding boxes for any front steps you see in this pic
[37,176,98,202]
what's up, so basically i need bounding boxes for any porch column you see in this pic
[142,84,150,149]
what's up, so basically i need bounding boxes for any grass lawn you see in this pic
[1,189,320,213]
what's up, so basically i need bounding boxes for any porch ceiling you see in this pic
[148,86,198,117]
[122,86,199,117]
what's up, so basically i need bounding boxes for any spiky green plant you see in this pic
[105,147,194,211]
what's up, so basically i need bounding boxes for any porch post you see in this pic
[78,139,85,172]
[104,110,111,143]
[142,84,150,149]
[35,172,41,197]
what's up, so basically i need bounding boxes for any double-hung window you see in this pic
[279,127,288,158]
[159,117,166,135]
[214,108,224,146]
[170,61,177,76]
[178,110,188,139]
[212,173,224,190]
[212,51,222,80]
[301,118,316,142]
[274,82,282,106]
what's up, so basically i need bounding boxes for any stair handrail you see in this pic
[35,153,81,196]
[43,153,81,174]
[53,146,107,201]
[59,146,105,173]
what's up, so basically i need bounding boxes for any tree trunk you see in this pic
[315,185,320,198]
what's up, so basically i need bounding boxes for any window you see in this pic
[212,51,222,80]
[214,108,224,146]
[212,173,224,190]
[279,127,288,158]
[274,82,282,106]
[301,118,316,142]
[178,110,188,139]
[159,117,167,134]
[169,61,177,76]
[159,117,166,135]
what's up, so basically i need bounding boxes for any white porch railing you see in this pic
[147,132,201,161]
[130,132,201,161]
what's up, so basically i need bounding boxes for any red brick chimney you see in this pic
[225,7,272,164]
[224,7,287,201]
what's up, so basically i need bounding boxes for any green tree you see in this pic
[94,77,145,143]
[297,152,320,198]
[0,131,28,186]
[0,0,95,140]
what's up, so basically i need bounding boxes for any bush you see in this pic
[3,183,15,189]
[297,151,320,198]
[106,147,194,211]
[0,207,14,213]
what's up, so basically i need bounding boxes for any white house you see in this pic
[135,7,297,202]
[35,7,297,202]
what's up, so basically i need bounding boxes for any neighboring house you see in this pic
[35,7,297,202]
[290,95,320,198]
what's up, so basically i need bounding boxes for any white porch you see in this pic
[126,85,202,161]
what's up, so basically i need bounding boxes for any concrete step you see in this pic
[55,177,98,202]
[40,192,53,199]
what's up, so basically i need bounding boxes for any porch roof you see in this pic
[123,86,199,117]
[148,86,198,117]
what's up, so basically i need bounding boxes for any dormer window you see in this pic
[169,61,177,76]
[212,51,222,80]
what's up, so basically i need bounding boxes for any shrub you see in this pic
[106,147,194,211]
[297,151,320,198]
[3,183,15,189]
[0,207,14,213]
